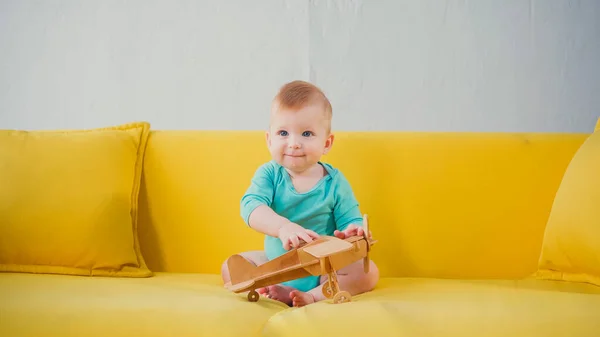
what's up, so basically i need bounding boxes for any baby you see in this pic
[221,80,379,307]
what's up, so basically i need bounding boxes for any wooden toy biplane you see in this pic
[224,214,376,304]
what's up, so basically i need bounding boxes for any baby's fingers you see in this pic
[333,230,345,239]
[297,232,314,245]
[306,229,320,240]
[290,235,300,249]
[343,226,358,237]
[282,238,291,251]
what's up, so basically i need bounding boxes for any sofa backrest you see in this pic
[136,130,587,280]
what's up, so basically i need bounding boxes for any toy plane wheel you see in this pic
[322,282,333,299]
[248,290,259,302]
[333,290,351,304]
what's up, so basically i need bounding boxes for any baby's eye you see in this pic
[278,130,288,136]
[302,131,313,137]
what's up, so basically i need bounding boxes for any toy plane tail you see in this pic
[227,254,256,286]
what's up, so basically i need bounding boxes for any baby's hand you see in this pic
[334,224,370,239]
[278,222,320,250]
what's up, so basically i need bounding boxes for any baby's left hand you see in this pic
[334,224,370,239]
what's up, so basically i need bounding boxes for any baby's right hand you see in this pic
[278,222,320,250]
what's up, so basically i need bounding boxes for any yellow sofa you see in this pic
[2,121,600,337]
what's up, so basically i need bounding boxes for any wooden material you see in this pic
[302,239,353,258]
[224,214,377,304]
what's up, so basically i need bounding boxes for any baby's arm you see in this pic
[250,206,319,249]
[240,163,319,249]
[332,171,367,239]
[247,204,291,237]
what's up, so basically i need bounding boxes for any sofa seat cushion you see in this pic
[4,274,600,337]
[0,272,287,337]
[263,277,600,337]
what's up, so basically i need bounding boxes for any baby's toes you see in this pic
[289,291,301,305]
[266,285,280,298]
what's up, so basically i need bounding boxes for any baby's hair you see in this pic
[272,80,332,120]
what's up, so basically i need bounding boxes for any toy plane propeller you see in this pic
[224,214,377,304]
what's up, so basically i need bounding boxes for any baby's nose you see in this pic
[288,138,301,148]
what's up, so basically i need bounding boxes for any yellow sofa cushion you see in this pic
[536,123,600,286]
[2,273,598,337]
[0,272,287,337]
[262,278,600,337]
[0,122,152,277]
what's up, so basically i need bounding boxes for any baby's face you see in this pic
[266,103,333,174]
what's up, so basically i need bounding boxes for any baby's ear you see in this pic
[323,133,335,154]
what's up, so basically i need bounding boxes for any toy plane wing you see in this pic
[301,237,353,258]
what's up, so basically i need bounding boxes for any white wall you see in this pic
[1,0,598,132]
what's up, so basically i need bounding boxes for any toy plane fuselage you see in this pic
[224,234,374,294]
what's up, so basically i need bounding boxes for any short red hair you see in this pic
[272,80,332,119]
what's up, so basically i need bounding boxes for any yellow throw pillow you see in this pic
[536,122,600,286]
[0,122,152,277]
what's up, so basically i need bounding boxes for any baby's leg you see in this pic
[317,259,380,300]
[290,259,379,307]
[220,251,296,306]
[220,250,268,285]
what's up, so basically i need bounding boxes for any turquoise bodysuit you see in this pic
[240,160,364,292]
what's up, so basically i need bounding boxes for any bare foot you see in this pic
[290,290,316,307]
[257,285,295,306]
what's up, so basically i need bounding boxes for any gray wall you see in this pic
[1,0,598,132]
